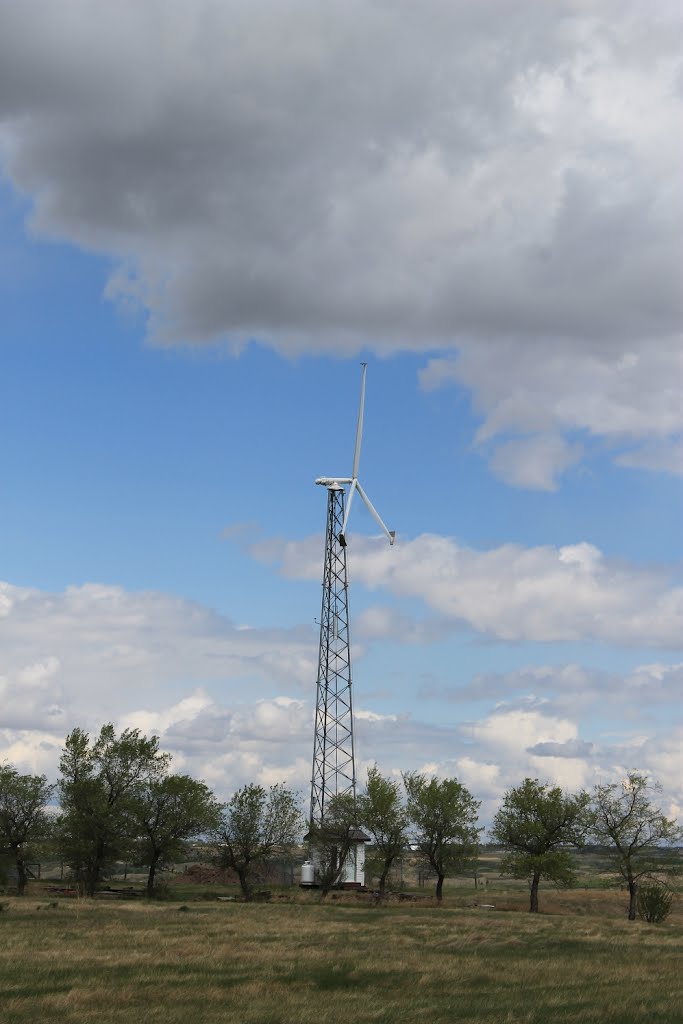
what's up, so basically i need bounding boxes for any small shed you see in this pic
[302,827,371,887]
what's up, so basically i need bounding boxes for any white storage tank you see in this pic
[300,860,315,886]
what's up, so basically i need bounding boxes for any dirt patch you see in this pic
[170,864,238,886]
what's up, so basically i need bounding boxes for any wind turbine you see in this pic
[315,363,396,550]
[309,363,395,836]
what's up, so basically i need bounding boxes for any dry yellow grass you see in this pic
[1,892,681,1023]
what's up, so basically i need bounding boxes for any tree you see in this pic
[132,774,222,897]
[357,766,409,897]
[57,725,168,896]
[306,793,361,898]
[216,783,302,900]
[0,765,55,896]
[490,778,591,913]
[591,772,683,920]
[404,773,481,901]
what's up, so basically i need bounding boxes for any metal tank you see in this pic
[300,860,315,886]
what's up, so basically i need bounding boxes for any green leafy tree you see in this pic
[357,766,409,897]
[490,778,591,913]
[57,725,169,896]
[216,783,303,900]
[0,765,55,895]
[132,774,222,897]
[404,772,481,901]
[307,793,360,898]
[591,772,683,920]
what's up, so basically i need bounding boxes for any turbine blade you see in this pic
[352,363,367,479]
[356,481,395,546]
[339,479,357,544]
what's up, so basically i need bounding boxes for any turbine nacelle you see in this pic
[315,364,395,548]
[315,477,352,487]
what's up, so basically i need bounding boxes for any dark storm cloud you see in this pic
[1,1,681,478]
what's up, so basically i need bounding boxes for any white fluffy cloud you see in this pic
[420,341,683,486]
[462,707,594,798]
[0,578,317,730]
[252,533,683,646]
[488,434,584,491]
[1,1,681,481]
[0,577,320,792]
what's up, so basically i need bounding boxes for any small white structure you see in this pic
[301,828,370,888]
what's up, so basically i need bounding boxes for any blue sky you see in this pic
[1,0,681,824]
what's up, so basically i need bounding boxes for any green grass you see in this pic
[0,890,681,1023]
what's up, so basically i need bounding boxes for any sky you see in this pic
[1,0,681,826]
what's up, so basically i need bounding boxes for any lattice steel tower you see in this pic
[309,365,395,827]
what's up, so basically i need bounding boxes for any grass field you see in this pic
[1,888,681,1024]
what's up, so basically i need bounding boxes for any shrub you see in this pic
[637,881,674,924]
[148,881,172,901]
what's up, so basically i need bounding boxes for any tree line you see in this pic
[1,725,680,921]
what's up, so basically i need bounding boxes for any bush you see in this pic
[148,881,172,901]
[637,881,674,924]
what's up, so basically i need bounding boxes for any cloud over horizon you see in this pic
[1,573,681,822]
